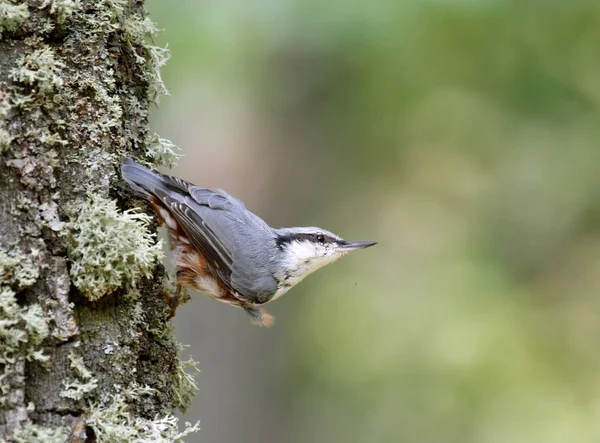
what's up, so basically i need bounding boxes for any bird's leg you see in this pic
[164,276,191,319]
[177,283,191,305]
[164,285,181,319]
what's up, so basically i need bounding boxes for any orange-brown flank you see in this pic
[149,196,242,315]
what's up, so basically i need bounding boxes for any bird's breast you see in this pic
[271,285,293,302]
[270,270,307,302]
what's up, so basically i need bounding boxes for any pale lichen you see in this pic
[0,250,39,290]
[9,48,65,93]
[172,353,200,414]
[10,421,67,443]
[130,301,145,324]
[122,15,170,104]
[0,247,45,431]
[60,376,98,401]
[38,131,67,147]
[0,90,11,151]
[87,385,200,442]
[39,201,67,232]
[68,349,93,380]
[146,134,181,168]
[69,196,163,300]
[60,348,98,402]
[0,2,29,39]
[0,288,49,364]
[83,76,123,131]
[0,287,50,407]
[39,0,81,25]
[0,127,13,151]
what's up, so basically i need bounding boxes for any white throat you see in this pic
[272,240,341,301]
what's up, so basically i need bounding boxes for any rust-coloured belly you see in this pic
[150,195,244,309]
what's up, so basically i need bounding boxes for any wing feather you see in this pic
[154,190,234,286]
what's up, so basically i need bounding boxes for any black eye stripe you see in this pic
[276,232,336,249]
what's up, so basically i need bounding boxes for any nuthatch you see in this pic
[121,158,376,327]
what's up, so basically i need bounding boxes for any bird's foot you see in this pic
[164,284,191,319]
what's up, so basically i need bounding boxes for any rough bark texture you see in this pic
[0,1,193,441]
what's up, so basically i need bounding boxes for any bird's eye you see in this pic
[316,234,325,243]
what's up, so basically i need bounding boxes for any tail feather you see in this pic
[244,307,275,328]
[122,158,195,201]
[121,158,166,197]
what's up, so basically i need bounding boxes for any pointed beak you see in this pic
[338,240,378,251]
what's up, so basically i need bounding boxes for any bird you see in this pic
[121,158,376,327]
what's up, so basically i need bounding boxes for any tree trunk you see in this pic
[0,1,197,440]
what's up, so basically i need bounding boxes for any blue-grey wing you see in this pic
[156,185,278,304]
[188,195,279,304]
[154,190,234,285]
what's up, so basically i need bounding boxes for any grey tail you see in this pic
[121,158,169,198]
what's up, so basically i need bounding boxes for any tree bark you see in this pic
[0,1,196,440]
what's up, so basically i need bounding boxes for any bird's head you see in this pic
[274,227,376,284]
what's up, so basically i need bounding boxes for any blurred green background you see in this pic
[146,1,600,442]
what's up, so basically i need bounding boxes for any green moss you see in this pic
[9,47,65,93]
[39,0,81,24]
[0,2,29,39]
[87,385,200,442]
[146,134,181,168]
[69,196,163,301]
[10,422,67,443]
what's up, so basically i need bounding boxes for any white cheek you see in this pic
[287,241,318,264]
[286,242,339,274]
[322,247,343,265]
[273,241,343,301]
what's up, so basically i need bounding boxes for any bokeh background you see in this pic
[146,1,600,442]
